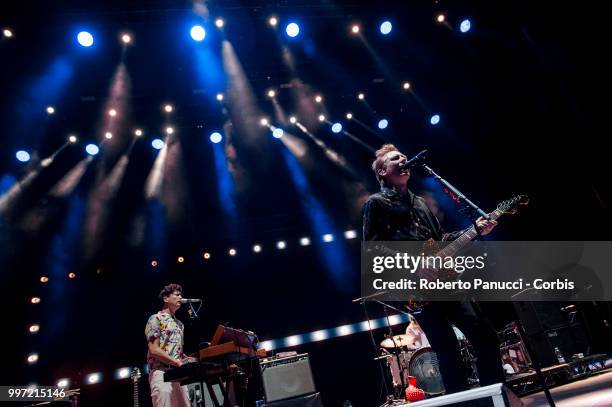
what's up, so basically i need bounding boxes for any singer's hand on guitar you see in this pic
[475,217,497,236]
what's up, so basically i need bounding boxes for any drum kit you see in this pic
[379,332,445,398]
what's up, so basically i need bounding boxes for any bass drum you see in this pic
[408,347,445,396]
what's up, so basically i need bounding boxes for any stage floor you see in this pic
[521,370,612,407]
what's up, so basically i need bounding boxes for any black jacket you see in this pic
[362,187,464,241]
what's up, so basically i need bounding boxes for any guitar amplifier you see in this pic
[259,354,316,403]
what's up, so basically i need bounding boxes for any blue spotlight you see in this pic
[16,150,31,162]
[460,19,472,33]
[85,144,99,156]
[430,114,441,125]
[331,123,343,133]
[151,138,164,150]
[77,31,94,47]
[285,23,300,38]
[272,128,284,139]
[209,132,223,143]
[378,119,389,129]
[380,21,392,35]
[190,25,206,41]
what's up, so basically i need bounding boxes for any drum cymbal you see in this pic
[380,334,418,350]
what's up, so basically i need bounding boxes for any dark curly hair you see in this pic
[159,283,182,303]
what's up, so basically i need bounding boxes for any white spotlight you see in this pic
[104,132,113,139]
[267,89,276,98]
[268,16,278,27]
[46,106,55,114]
[29,324,40,333]
[402,82,411,90]
[285,23,300,38]
[216,93,224,102]
[16,150,31,162]
[260,118,269,126]
[86,373,101,384]
[164,104,173,113]
[322,233,334,242]
[3,29,13,38]
[228,248,237,256]
[108,109,117,117]
[380,21,393,35]
[27,353,39,364]
[253,244,262,253]
[300,237,311,246]
[190,25,206,41]
[68,135,78,143]
[318,114,325,122]
[276,241,287,250]
[57,379,70,388]
[117,368,130,379]
[314,95,322,103]
[436,14,446,23]
[121,33,131,44]
[346,112,353,120]
[215,18,225,28]
[344,230,358,239]
[134,129,143,137]
[351,25,360,34]
[331,123,342,133]
[289,116,297,124]
[357,93,365,100]
[272,128,284,138]
[165,126,174,135]
[152,139,165,150]
[77,31,94,47]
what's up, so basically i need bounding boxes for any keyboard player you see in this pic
[145,283,197,407]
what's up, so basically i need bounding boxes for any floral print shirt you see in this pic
[145,311,185,371]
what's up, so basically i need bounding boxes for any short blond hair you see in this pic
[372,144,398,184]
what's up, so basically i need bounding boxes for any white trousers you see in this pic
[149,369,191,407]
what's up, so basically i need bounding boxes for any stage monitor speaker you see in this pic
[260,354,316,403]
[397,383,522,407]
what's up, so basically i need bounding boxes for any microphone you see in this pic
[180,298,202,304]
[400,149,428,170]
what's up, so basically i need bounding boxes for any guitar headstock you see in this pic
[497,195,529,215]
[131,367,141,383]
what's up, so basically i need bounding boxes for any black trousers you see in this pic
[415,301,505,394]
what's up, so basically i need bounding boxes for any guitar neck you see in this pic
[437,208,503,258]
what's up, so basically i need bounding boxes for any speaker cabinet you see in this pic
[260,354,316,403]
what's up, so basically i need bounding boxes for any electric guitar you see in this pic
[407,194,529,311]
[131,367,141,407]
